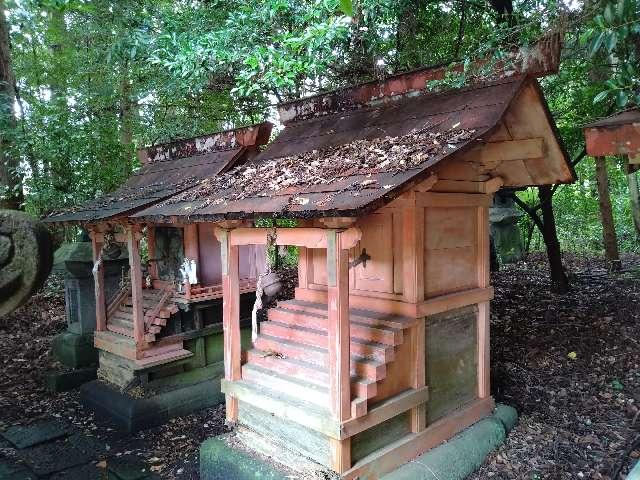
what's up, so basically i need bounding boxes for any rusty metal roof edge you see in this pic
[45,147,249,225]
[137,121,273,153]
[278,75,527,126]
[583,108,640,129]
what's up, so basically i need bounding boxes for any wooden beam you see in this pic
[184,224,200,271]
[220,229,241,422]
[330,438,351,474]
[319,217,357,229]
[414,173,439,192]
[218,226,362,250]
[402,207,427,432]
[483,177,504,194]
[468,138,545,165]
[127,226,145,352]
[90,232,106,332]
[417,287,494,317]
[416,192,492,208]
[326,230,351,424]
[342,387,430,438]
[476,205,491,399]
[343,397,495,480]
[298,247,310,289]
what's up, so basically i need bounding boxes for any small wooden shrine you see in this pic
[584,108,640,162]
[46,123,271,373]
[133,67,574,476]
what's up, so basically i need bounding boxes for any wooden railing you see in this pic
[143,286,173,328]
[106,283,131,319]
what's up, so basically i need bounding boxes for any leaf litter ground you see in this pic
[1,255,640,479]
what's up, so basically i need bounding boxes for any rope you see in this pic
[251,226,277,343]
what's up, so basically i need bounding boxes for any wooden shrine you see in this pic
[46,123,271,371]
[584,108,640,163]
[133,69,575,477]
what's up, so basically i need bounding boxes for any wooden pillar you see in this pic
[184,224,200,268]
[403,206,426,432]
[220,229,241,422]
[477,205,491,399]
[595,156,621,269]
[127,225,145,350]
[326,229,351,473]
[147,225,158,279]
[90,230,106,332]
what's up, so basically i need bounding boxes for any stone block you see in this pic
[46,366,97,392]
[1,420,70,449]
[200,437,286,480]
[52,332,97,369]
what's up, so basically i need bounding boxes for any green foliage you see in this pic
[582,0,640,108]
[3,0,639,257]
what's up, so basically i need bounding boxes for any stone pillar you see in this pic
[52,240,128,369]
[489,191,524,265]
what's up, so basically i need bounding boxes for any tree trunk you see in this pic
[625,162,640,239]
[594,156,621,269]
[539,186,569,293]
[0,0,23,210]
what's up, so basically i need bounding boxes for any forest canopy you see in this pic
[0,0,639,253]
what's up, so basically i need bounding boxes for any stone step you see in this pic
[241,363,329,407]
[253,334,387,382]
[246,349,378,399]
[280,299,417,330]
[221,378,340,438]
[268,307,403,346]
[259,321,395,363]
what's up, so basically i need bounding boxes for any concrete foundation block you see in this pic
[383,405,518,480]
[200,437,286,480]
[494,403,518,433]
[52,332,97,369]
[46,366,97,392]
[80,372,225,433]
[198,403,519,480]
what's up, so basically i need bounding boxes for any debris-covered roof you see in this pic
[584,108,640,129]
[133,76,543,222]
[46,123,272,224]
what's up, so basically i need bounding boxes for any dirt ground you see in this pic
[1,254,640,479]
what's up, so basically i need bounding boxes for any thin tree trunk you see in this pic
[510,188,569,293]
[625,161,640,239]
[594,156,621,269]
[539,186,569,293]
[0,0,23,210]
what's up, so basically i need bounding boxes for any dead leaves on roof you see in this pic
[165,125,476,211]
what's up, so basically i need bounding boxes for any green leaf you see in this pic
[605,31,618,52]
[611,379,624,391]
[338,0,353,16]
[616,90,629,108]
[593,90,610,103]
[604,3,614,23]
[589,32,605,57]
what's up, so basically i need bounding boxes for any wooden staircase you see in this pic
[106,288,179,343]
[96,287,191,367]
[240,299,416,418]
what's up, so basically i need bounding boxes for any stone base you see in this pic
[200,436,287,480]
[199,404,518,480]
[52,331,97,369]
[80,364,225,433]
[45,367,97,393]
[382,404,517,480]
